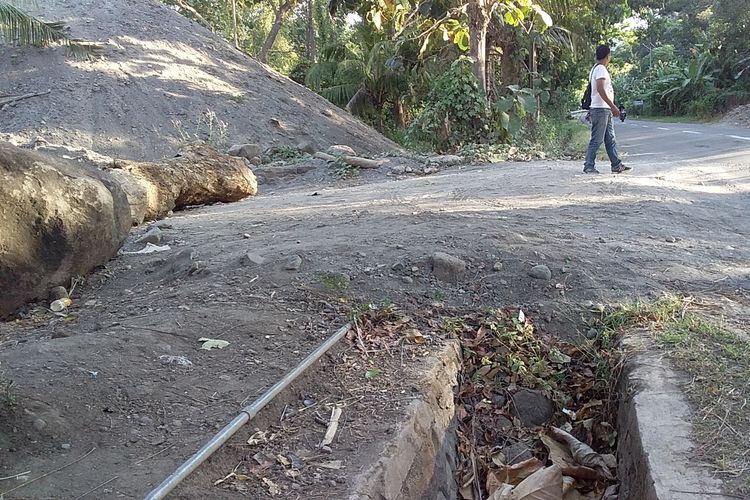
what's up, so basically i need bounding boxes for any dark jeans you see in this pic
[584,108,623,171]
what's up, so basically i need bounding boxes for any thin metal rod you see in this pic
[144,323,351,500]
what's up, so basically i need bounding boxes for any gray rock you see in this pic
[227,143,261,161]
[510,389,556,427]
[284,255,303,271]
[327,145,356,157]
[137,227,163,245]
[390,165,407,175]
[61,443,71,450]
[33,418,47,431]
[402,276,414,284]
[48,286,69,302]
[0,142,131,316]
[432,252,466,283]
[428,154,463,167]
[496,416,513,429]
[296,140,317,154]
[529,264,552,280]
[502,441,534,465]
[493,262,503,271]
[240,252,266,267]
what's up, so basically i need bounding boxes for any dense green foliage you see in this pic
[612,0,749,117]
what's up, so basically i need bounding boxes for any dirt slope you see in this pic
[0,0,398,160]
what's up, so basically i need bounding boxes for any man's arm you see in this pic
[596,79,620,117]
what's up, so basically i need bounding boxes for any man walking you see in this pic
[584,45,631,174]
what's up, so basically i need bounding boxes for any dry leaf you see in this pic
[459,485,475,499]
[561,476,575,495]
[198,337,230,350]
[559,465,602,481]
[508,465,563,500]
[276,454,291,466]
[549,427,613,479]
[492,450,507,467]
[541,434,573,467]
[491,457,545,486]
[488,483,515,500]
[262,477,281,496]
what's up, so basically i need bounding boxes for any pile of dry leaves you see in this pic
[444,308,622,500]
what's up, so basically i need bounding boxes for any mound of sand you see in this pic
[0,0,397,160]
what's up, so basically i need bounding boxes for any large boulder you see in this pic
[108,143,258,224]
[0,141,131,316]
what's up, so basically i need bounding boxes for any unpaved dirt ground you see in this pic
[0,119,748,498]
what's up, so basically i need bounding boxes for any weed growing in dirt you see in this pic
[263,145,306,164]
[320,273,350,295]
[597,295,750,496]
[328,158,361,179]
[172,109,228,151]
[0,368,16,411]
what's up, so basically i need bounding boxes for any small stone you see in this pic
[150,436,166,446]
[529,264,552,281]
[329,480,337,487]
[227,143,261,161]
[284,255,303,271]
[155,221,173,229]
[61,443,71,450]
[136,227,163,245]
[48,286,69,302]
[240,252,266,267]
[243,233,251,239]
[493,262,503,271]
[496,416,512,429]
[320,445,332,454]
[502,441,534,465]
[172,420,183,428]
[431,252,466,283]
[296,140,317,154]
[33,418,47,431]
[219,374,232,381]
[510,389,555,426]
[586,328,598,339]
[402,276,414,284]
[665,236,678,243]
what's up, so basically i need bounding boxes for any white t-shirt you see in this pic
[590,64,614,109]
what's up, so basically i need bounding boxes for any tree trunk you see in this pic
[259,0,293,63]
[305,0,317,62]
[530,38,539,121]
[468,0,489,102]
[231,0,239,49]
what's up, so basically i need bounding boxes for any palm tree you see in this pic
[0,1,100,58]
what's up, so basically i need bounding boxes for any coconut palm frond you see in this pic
[0,1,101,59]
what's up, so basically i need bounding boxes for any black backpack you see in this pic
[580,63,601,110]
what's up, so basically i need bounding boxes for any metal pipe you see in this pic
[144,323,352,500]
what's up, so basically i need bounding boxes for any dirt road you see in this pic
[0,119,747,498]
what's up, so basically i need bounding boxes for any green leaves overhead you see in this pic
[0,1,101,58]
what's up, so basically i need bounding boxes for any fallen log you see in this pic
[108,143,258,224]
[314,151,385,169]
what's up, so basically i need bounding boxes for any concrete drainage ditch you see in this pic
[350,311,729,500]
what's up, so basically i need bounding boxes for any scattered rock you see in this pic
[155,221,173,229]
[390,165,406,175]
[496,416,513,429]
[61,443,71,450]
[0,142,131,316]
[427,154,463,167]
[665,236,679,243]
[402,276,414,284]
[510,389,556,427]
[33,418,47,431]
[296,140,317,154]
[327,145,356,157]
[48,286,69,302]
[227,143,261,161]
[284,255,303,271]
[502,441,534,465]
[493,262,503,272]
[240,252,266,267]
[137,227,163,245]
[431,252,466,283]
[529,264,552,280]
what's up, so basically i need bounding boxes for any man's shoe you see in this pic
[583,168,600,174]
[612,164,631,174]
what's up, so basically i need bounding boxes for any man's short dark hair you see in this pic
[596,44,611,61]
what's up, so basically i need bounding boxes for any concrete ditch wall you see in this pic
[349,341,461,500]
[618,334,732,500]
